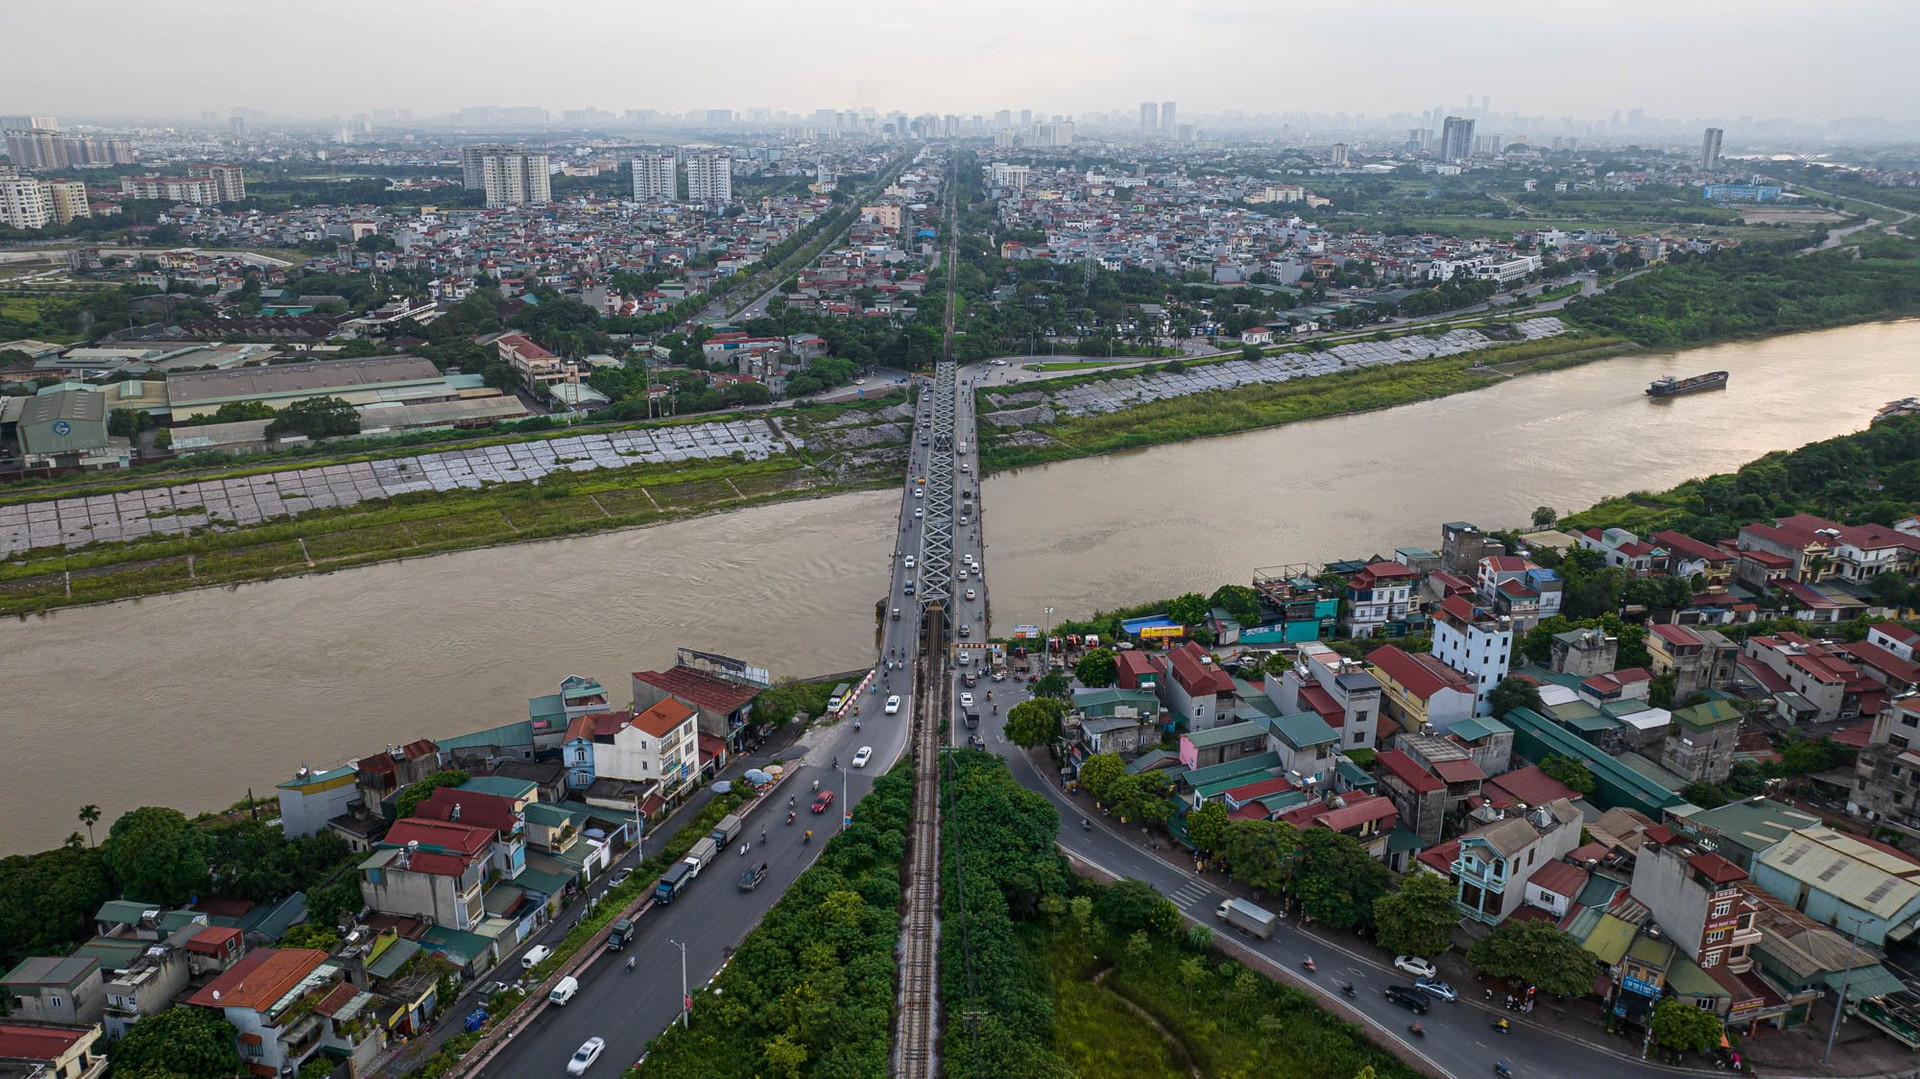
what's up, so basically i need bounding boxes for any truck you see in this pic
[548,976,579,1005]
[655,861,695,905]
[827,683,852,711]
[965,711,980,730]
[606,917,635,952]
[683,837,718,875]
[1215,897,1279,940]
[709,813,743,848]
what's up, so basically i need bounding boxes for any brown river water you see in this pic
[3,320,1916,852]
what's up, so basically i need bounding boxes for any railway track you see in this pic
[894,640,945,1076]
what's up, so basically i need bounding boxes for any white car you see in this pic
[965,588,976,600]
[1394,956,1438,980]
[914,488,924,498]
[913,508,923,518]
[903,556,915,568]
[567,1037,605,1075]
[852,746,873,767]
[885,694,901,714]
[959,692,975,709]
[957,568,968,579]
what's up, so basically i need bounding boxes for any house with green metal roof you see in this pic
[1179,752,1282,807]
[1669,798,1821,870]
[1260,711,1339,787]
[436,721,536,755]
[419,926,498,974]
[457,775,538,809]
[1502,708,1689,816]
[1662,698,1744,783]
[1180,720,1270,770]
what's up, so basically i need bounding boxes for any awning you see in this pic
[1887,919,1919,943]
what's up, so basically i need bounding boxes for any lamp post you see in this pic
[1042,606,1056,673]
[668,938,690,1029]
[1821,915,1867,1064]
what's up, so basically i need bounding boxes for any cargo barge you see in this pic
[1647,371,1729,397]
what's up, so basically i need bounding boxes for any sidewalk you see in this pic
[1042,763,1913,1079]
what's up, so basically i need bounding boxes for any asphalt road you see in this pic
[979,685,1685,1079]
[472,386,938,1077]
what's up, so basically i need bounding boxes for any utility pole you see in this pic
[1821,916,1866,1064]
[668,938,690,1029]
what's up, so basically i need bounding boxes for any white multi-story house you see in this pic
[1268,641,1384,752]
[1343,560,1418,638]
[187,949,383,1078]
[567,698,701,800]
[1430,595,1512,715]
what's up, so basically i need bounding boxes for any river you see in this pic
[4,320,1917,853]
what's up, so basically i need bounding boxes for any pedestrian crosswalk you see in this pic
[1167,880,1213,911]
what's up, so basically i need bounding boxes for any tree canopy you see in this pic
[108,1003,242,1079]
[1371,872,1461,959]
[392,769,472,820]
[1005,698,1067,749]
[1294,829,1392,931]
[1465,919,1596,997]
[1073,648,1117,688]
[102,807,210,907]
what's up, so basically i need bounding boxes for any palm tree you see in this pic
[78,805,101,846]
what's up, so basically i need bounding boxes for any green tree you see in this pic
[265,395,360,440]
[1295,829,1391,931]
[1210,584,1263,627]
[1466,919,1596,997]
[1539,753,1597,795]
[1488,676,1545,718]
[1074,648,1118,687]
[1371,872,1461,959]
[1218,818,1303,895]
[1004,698,1067,749]
[1531,506,1558,527]
[101,807,210,906]
[108,1003,241,1079]
[1187,802,1230,856]
[77,804,101,846]
[1034,670,1070,700]
[1107,771,1172,825]
[108,407,154,437]
[1650,996,1723,1055]
[1078,753,1125,802]
[1166,592,1211,627]
[1098,878,1180,935]
[0,845,112,967]
[392,769,471,820]
[153,426,172,450]
[279,922,343,951]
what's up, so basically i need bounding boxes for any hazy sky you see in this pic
[6,0,1913,123]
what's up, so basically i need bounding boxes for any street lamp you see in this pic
[1821,915,1867,1064]
[668,938,690,1030]
[1042,606,1056,672]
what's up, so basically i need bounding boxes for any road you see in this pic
[471,390,940,1076]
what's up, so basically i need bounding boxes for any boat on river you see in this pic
[1647,371,1729,397]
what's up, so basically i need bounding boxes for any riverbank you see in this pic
[979,332,1635,471]
[0,453,898,617]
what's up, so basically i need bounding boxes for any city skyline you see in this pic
[2,0,1914,125]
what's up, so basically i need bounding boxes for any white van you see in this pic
[522,945,552,970]
[548,976,579,1005]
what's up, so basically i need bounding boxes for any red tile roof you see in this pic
[1527,859,1590,898]
[1224,775,1297,802]
[0,1024,90,1062]
[1378,749,1444,793]
[633,665,762,716]
[1368,645,1472,700]
[416,788,519,837]
[1838,640,1920,685]
[1168,642,1234,697]
[187,925,244,957]
[1652,530,1732,564]
[566,710,631,742]
[1432,758,1486,784]
[1482,765,1577,809]
[630,698,698,738]
[1833,720,1875,749]
[1352,561,1418,587]
[188,947,328,1010]
[1688,851,1746,885]
[1299,683,1342,720]
[1417,838,1460,874]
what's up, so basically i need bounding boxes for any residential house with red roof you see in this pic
[1743,633,1874,724]
[1630,828,1773,1021]
[1450,799,1582,923]
[1367,644,1476,735]
[1480,764,1578,810]
[1868,622,1920,663]
[1268,641,1385,753]
[632,660,765,753]
[1838,640,1920,697]
[1115,649,1164,692]
[1476,555,1563,632]
[1430,595,1513,715]
[495,333,570,393]
[353,740,443,821]
[359,818,493,932]
[414,787,526,880]
[187,947,382,1078]
[1343,560,1419,638]
[562,698,701,803]
[1577,528,1669,575]
[1522,858,1590,919]
[1375,748,1447,847]
[0,1023,104,1079]
[1161,641,1237,730]
[1277,791,1400,860]
[1651,529,1734,591]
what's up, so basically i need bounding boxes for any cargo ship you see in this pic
[1647,371,1729,397]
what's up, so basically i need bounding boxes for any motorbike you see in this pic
[1339,981,1355,998]
[787,811,796,825]
[991,703,998,714]
[1492,1020,1510,1035]
[739,843,749,856]
[627,955,637,971]
[1302,958,1315,973]
[1409,1023,1424,1038]
[803,830,813,844]
[1081,818,1091,830]
[1495,1066,1511,1078]
[855,720,862,731]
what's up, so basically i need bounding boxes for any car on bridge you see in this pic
[965,588,976,600]
[885,695,901,714]
[913,508,923,518]
[903,555,915,567]
[852,746,873,767]
[812,790,835,813]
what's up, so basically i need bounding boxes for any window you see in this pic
[1712,901,1731,917]
[47,994,62,1008]
[1696,992,1717,1004]
[1706,929,1727,943]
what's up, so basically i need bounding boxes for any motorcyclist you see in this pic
[627,955,636,970]
[1409,1021,1423,1037]
[1495,1065,1511,1078]
[1494,1018,1510,1033]
[1302,957,1315,973]
[787,810,796,824]
[804,830,813,843]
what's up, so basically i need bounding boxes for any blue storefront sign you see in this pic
[1621,975,1661,998]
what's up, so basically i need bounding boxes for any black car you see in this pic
[739,863,768,891]
[1384,985,1429,1014]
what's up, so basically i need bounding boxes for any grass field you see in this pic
[0,453,895,618]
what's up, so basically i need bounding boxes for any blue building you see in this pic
[1702,184,1782,202]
